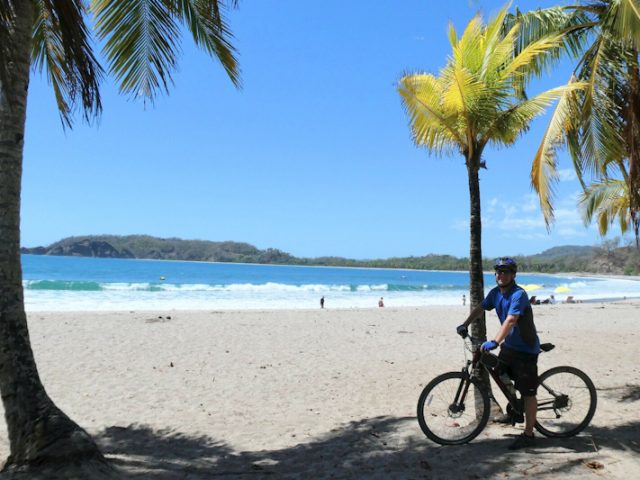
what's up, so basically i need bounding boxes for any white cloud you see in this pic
[521,193,539,212]
[453,188,601,247]
[557,227,588,237]
[504,205,519,216]
[448,176,624,259]
[478,190,588,234]
[515,232,548,240]
[557,169,577,182]
[486,197,500,215]
[554,208,583,226]
[498,217,546,230]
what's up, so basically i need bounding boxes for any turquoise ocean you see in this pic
[21,255,639,311]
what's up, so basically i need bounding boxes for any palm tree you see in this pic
[397,6,583,340]
[0,1,239,476]
[508,1,640,240]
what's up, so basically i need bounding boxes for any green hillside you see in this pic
[21,235,640,275]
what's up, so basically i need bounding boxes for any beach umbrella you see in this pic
[554,285,571,294]
[522,284,542,292]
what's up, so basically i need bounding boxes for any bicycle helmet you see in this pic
[494,257,517,272]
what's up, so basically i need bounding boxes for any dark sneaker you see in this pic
[508,433,535,450]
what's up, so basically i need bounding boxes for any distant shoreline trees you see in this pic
[21,234,640,275]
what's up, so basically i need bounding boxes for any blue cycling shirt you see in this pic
[481,284,540,354]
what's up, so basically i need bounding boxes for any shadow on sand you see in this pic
[95,412,639,479]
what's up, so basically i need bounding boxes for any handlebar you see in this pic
[456,326,482,345]
[456,325,555,353]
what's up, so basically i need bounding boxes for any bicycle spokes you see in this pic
[417,371,491,445]
[535,367,597,438]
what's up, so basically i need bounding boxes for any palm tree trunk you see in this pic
[0,3,110,476]
[466,152,486,340]
[627,49,640,243]
[466,151,496,406]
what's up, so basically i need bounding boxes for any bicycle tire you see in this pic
[535,366,597,438]
[417,371,490,445]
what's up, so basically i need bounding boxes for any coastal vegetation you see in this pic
[0,1,240,477]
[21,234,640,275]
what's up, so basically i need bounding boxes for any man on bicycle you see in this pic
[457,257,540,450]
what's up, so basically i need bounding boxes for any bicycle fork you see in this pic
[449,369,473,415]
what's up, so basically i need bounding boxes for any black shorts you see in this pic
[498,347,538,396]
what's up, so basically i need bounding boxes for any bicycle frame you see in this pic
[460,340,566,418]
[456,344,523,416]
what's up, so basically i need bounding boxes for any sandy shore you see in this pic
[0,302,638,478]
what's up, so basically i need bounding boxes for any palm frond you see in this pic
[571,34,627,177]
[506,6,593,72]
[32,0,103,127]
[482,21,519,84]
[398,73,464,155]
[443,65,483,115]
[479,4,510,80]
[453,14,483,73]
[447,21,458,50]
[93,0,184,101]
[531,79,583,226]
[500,33,564,84]
[579,177,630,235]
[93,0,240,102]
[173,0,240,87]
[603,0,640,49]
[485,82,586,146]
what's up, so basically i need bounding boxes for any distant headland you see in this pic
[20,234,640,275]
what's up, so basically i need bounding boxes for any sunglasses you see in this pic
[495,269,513,275]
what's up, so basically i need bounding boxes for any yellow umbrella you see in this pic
[554,285,571,294]
[522,284,542,292]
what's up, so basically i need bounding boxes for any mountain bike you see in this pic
[417,333,597,445]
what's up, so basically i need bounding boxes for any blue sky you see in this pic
[20,0,629,259]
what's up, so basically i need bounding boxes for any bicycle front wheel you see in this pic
[535,366,597,438]
[417,371,490,445]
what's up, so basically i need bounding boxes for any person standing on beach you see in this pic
[462,294,466,306]
[378,297,384,307]
[456,257,540,451]
[320,296,325,309]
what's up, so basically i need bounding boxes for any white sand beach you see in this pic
[1,302,638,478]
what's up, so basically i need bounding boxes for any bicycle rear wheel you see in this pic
[417,371,490,445]
[535,366,597,437]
